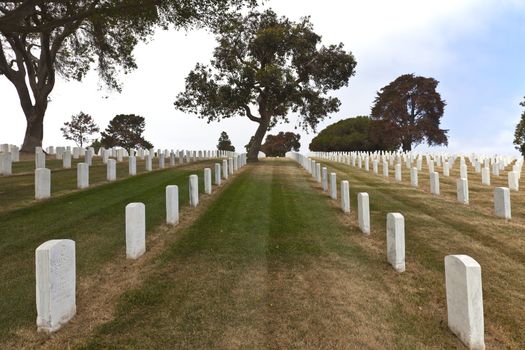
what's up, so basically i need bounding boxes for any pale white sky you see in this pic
[1,0,524,154]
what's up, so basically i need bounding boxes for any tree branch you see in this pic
[243,105,261,122]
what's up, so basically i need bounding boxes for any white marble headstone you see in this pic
[35,239,76,332]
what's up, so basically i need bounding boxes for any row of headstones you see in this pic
[0,144,20,175]
[35,149,243,200]
[311,151,516,221]
[34,154,247,332]
[0,143,236,176]
[287,152,486,350]
[312,150,522,189]
[311,150,521,174]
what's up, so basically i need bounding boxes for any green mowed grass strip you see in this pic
[76,160,463,349]
[319,159,525,348]
[0,161,215,342]
[0,158,165,212]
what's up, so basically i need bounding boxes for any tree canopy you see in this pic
[309,116,399,152]
[217,131,235,152]
[100,114,153,150]
[60,111,99,148]
[0,0,256,151]
[174,9,356,161]
[370,74,448,152]
[261,132,300,157]
[513,97,525,156]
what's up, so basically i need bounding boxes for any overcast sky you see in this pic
[1,0,525,155]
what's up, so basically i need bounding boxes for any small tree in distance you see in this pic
[371,74,448,151]
[261,132,301,157]
[60,112,100,148]
[513,97,525,156]
[100,114,153,150]
[217,131,235,152]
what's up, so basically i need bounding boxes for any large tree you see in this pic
[513,97,525,156]
[0,0,256,152]
[60,111,99,147]
[217,131,235,152]
[309,116,399,152]
[174,9,356,162]
[100,114,153,149]
[370,74,448,152]
[261,131,300,157]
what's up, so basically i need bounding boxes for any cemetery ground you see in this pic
[0,158,524,349]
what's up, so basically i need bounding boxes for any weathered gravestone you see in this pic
[322,167,328,192]
[445,255,485,350]
[386,213,405,272]
[166,186,179,225]
[228,158,234,175]
[77,163,89,189]
[129,156,137,176]
[222,159,229,179]
[330,172,337,200]
[36,149,46,169]
[481,168,490,186]
[395,164,402,182]
[35,168,51,200]
[430,171,440,195]
[494,187,511,219]
[204,168,212,194]
[159,154,165,169]
[214,163,222,186]
[341,180,350,213]
[410,167,418,187]
[145,153,152,172]
[107,159,116,182]
[457,178,469,205]
[0,152,12,175]
[35,239,76,332]
[358,192,370,235]
[508,171,519,191]
[189,175,199,207]
[126,203,146,259]
[63,151,72,169]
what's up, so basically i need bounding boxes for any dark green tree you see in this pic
[261,132,300,157]
[309,116,399,152]
[370,74,448,152]
[513,97,525,156]
[60,111,99,147]
[100,114,153,150]
[90,138,102,154]
[0,0,256,152]
[217,131,235,152]
[174,9,356,162]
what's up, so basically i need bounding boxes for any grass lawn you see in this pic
[0,158,223,344]
[2,158,523,349]
[74,159,468,349]
[315,158,525,348]
[1,156,171,213]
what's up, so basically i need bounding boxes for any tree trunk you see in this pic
[402,139,412,152]
[21,108,46,152]
[247,118,270,162]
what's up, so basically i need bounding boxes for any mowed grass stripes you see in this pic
[77,159,464,349]
[0,160,216,342]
